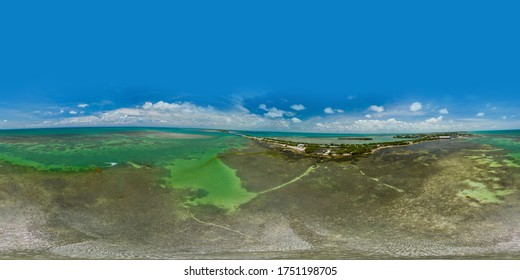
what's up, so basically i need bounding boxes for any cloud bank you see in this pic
[3,100,518,133]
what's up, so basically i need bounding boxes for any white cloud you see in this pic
[259,104,291,118]
[264,108,285,118]
[143,102,153,109]
[78,103,89,108]
[36,99,520,133]
[143,100,183,110]
[69,111,78,115]
[486,103,497,110]
[324,107,335,114]
[233,104,250,113]
[476,112,485,117]
[410,102,422,112]
[311,117,461,133]
[347,95,356,100]
[439,108,449,114]
[368,105,384,113]
[290,104,306,111]
[52,101,294,130]
[228,95,250,113]
[324,107,343,114]
[425,116,443,123]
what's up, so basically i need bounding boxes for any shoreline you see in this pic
[227,131,474,159]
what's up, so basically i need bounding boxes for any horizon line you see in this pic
[0,125,519,135]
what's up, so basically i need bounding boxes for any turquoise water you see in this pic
[474,129,520,136]
[0,127,255,210]
[0,127,233,170]
[2,127,520,259]
[471,130,520,162]
[0,127,518,211]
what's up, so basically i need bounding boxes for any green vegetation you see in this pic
[303,144,321,154]
[394,132,472,139]
[261,138,298,146]
[243,132,474,158]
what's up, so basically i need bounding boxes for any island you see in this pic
[229,131,474,158]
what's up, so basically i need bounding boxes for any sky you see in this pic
[0,0,519,132]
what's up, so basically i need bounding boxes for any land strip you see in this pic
[224,131,473,158]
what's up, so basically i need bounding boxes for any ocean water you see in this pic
[0,127,254,210]
[1,128,518,210]
[472,130,520,163]
[1,127,520,259]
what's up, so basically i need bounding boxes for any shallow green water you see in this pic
[0,127,254,210]
[165,154,256,210]
[457,130,520,205]
[1,128,518,212]
[2,127,520,259]
[471,130,520,162]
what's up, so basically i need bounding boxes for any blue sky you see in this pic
[0,0,518,132]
